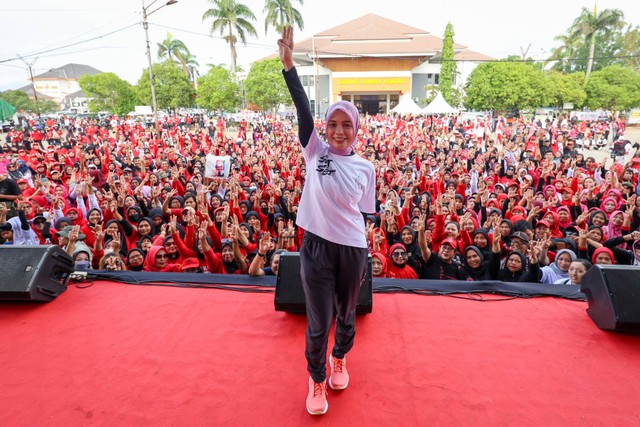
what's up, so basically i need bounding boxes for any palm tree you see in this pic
[570,6,624,77]
[263,0,304,35]
[549,31,584,73]
[202,0,257,75]
[157,32,189,62]
[176,52,200,86]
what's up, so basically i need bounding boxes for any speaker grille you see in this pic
[0,247,45,292]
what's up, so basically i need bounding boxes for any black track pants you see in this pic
[300,232,368,383]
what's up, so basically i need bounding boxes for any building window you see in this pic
[301,75,308,86]
[310,100,316,114]
[435,74,439,85]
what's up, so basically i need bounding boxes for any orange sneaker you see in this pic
[328,355,349,390]
[306,377,328,415]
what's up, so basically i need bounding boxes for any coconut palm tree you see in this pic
[176,52,200,86]
[549,31,584,73]
[157,32,189,62]
[202,0,257,75]
[570,6,624,77]
[263,0,304,35]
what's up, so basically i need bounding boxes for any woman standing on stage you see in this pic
[278,25,377,416]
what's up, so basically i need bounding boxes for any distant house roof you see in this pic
[292,14,479,60]
[17,84,55,100]
[34,63,102,80]
[64,89,87,100]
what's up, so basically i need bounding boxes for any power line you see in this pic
[0,22,140,65]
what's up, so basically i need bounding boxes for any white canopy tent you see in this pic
[422,92,457,114]
[390,94,423,115]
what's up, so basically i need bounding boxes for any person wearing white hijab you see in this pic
[540,249,577,284]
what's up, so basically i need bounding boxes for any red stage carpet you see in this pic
[1,281,639,426]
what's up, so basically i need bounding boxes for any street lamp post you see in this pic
[141,0,177,129]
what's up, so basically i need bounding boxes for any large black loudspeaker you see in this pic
[275,252,373,314]
[581,265,640,332]
[0,246,74,301]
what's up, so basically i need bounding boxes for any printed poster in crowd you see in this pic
[205,154,231,179]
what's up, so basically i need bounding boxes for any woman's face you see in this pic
[463,219,474,232]
[473,234,488,248]
[105,222,119,235]
[558,210,569,222]
[506,254,523,273]
[155,250,168,268]
[141,239,152,252]
[128,251,145,267]
[611,212,624,226]
[544,214,554,226]
[164,239,177,254]
[184,197,197,209]
[604,201,616,213]
[401,229,413,245]
[595,252,613,264]
[170,198,182,209]
[591,213,605,227]
[588,228,603,241]
[556,253,573,272]
[124,197,136,208]
[466,250,481,268]
[444,223,459,238]
[138,221,151,236]
[568,261,588,285]
[499,222,511,236]
[371,257,383,276]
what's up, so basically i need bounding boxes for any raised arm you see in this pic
[278,25,314,147]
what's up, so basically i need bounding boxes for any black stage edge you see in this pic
[74,271,586,301]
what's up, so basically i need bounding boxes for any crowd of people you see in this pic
[1,108,640,286]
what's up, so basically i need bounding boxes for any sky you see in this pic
[1,0,638,91]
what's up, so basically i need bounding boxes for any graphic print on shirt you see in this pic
[353,172,365,196]
[316,155,336,176]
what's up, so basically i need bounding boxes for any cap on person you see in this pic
[510,231,530,244]
[181,257,200,271]
[535,220,551,229]
[33,215,47,224]
[55,225,86,240]
[441,238,458,250]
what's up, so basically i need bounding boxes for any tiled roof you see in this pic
[293,14,471,59]
[34,63,102,80]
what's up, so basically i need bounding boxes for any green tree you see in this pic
[547,71,587,108]
[619,25,640,72]
[0,90,33,111]
[196,65,241,111]
[263,0,304,35]
[549,30,584,74]
[584,65,640,111]
[464,61,551,111]
[244,58,288,112]
[31,99,58,114]
[202,0,257,75]
[79,72,137,115]
[570,6,624,77]
[157,32,189,62]
[0,90,59,114]
[175,51,200,84]
[439,22,456,104]
[136,60,195,110]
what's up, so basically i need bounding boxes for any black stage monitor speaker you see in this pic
[581,265,640,332]
[0,245,74,301]
[275,252,373,315]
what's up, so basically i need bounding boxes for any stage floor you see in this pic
[1,280,639,426]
